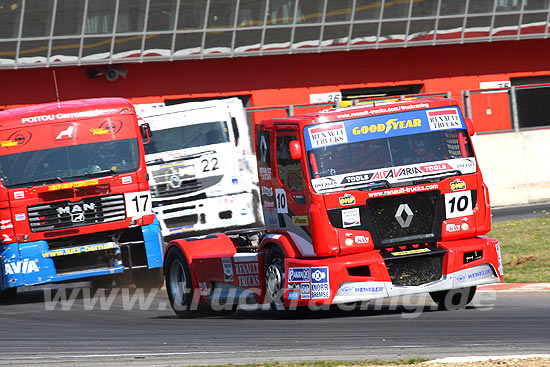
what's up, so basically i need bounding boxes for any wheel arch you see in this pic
[258,234,298,259]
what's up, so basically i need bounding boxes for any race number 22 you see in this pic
[445,191,473,219]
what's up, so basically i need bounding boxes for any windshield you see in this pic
[0,139,139,188]
[145,121,230,155]
[305,106,476,193]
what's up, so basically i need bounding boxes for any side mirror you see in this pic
[231,117,240,147]
[140,122,152,144]
[289,140,302,160]
[464,117,476,136]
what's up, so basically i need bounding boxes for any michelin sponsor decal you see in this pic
[311,158,476,193]
[304,106,464,150]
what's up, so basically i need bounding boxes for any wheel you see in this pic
[264,246,286,313]
[165,247,196,318]
[0,287,17,304]
[430,286,477,310]
[132,268,164,292]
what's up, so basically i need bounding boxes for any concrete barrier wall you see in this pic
[472,129,550,207]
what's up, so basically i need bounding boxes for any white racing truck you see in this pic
[136,98,262,239]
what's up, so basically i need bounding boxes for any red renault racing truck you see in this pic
[163,97,503,316]
[0,98,163,302]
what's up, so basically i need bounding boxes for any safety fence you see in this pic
[246,84,550,135]
[463,83,550,133]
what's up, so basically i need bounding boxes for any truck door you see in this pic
[273,126,315,257]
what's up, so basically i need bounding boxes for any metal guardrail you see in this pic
[463,83,550,133]
[245,92,452,119]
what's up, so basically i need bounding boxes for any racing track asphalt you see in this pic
[0,204,548,366]
[491,202,550,222]
[0,284,549,366]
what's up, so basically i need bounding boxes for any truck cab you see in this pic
[137,98,262,238]
[0,98,164,302]
[163,97,503,316]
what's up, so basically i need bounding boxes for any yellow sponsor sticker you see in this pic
[43,242,117,258]
[0,140,17,148]
[391,248,431,256]
[48,179,99,191]
[292,216,309,226]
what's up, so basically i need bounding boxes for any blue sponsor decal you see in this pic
[341,285,353,295]
[288,267,310,282]
[311,267,330,299]
[467,269,491,280]
[301,283,311,299]
[304,107,463,151]
[288,291,299,299]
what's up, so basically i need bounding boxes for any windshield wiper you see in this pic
[146,150,216,165]
[18,177,65,187]
[411,170,462,185]
[340,179,391,191]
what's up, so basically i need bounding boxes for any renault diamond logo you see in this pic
[259,135,268,163]
[395,203,413,228]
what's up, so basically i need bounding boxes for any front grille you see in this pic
[367,190,441,247]
[28,194,126,233]
[382,245,446,286]
[150,175,223,198]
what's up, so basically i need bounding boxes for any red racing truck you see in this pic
[163,97,503,316]
[0,98,163,302]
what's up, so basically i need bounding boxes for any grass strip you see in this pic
[488,216,550,283]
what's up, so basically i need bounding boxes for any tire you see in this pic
[264,246,286,313]
[164,247,196,318]
[0,287,17,304]
[430,286,477,310]
[132,268,164,292]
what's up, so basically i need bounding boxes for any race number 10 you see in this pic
[275,188,288,214]
[445,191,473,219]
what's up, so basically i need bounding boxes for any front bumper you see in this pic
[0,222,163,291]
[283,236,503,306]
[153,191,257,237]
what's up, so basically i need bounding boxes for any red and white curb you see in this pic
[425,354,550,364]
[478,283,550,291]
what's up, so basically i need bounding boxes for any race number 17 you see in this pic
[125,191,153,218]
[445,191,473,219]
